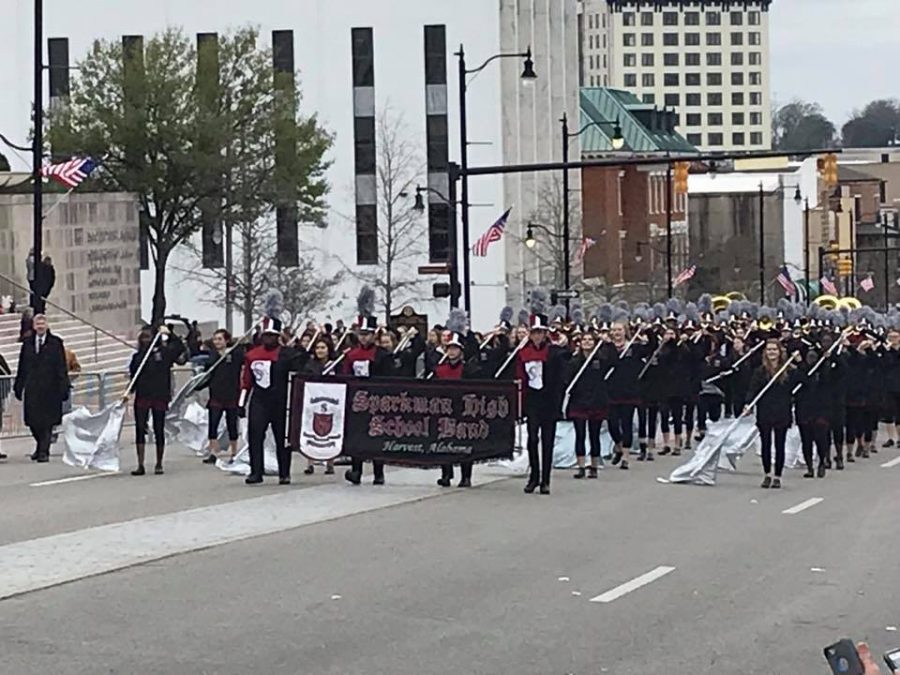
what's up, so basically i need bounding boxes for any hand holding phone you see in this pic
[825,639,866,675]
[884,646,900,673]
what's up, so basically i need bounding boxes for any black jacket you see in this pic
[843,349,877,407]
[129,335,184,403]
[565,350,609,414]
[605,341,649,404]
[199,346,245,408]
[748,364,796,428]
[14,332,69,429]
[793,362,829,424]
[655,340,693,400]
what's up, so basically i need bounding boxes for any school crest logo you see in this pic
[300,382,347,461]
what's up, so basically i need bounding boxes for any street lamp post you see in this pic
[32,0,44,312]
[666,164,673,299]
[758,182,765,305]
[456,45,536,315]
[413,163,461,309]
[803,197,810,305]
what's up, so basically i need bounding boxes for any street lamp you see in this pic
[457,44,537,314]
[524,224,537,249]
[412,187,426,214]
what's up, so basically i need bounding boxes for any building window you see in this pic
[731,52,744,66]
[664,73,680,86]
[686,72,701,86]
[685,32,700,46]
[663,52,678,66]
[732,112,745,125]
[356,204,378,265]
[590,75,595,86]
[641,32,654,46]
[708,92,723,106]
[731,32,743,46]
[623,12,635,26]
[686,93,702,106]
[706,52,722,66]
[707,132,724,146]
[750,132,763,145]
[749,31,761,45]
[665,93,680,107]
[732,132,745,146]
[641,11,654,26]
[624,73,637,87]
[686,53,701,66]
[663,32,679,46]
[750,91,762,105]
[730,11,744,25]
[623,33,636,46]
[624,53,636,67]
[642,53,655,67]
[686,113,702,126]
[685,11,700,25]
[687,132,702,145]
[642,93,656,104]
[732,92,745,105]
[663,11,678,25]
[642,73,655,87]
[707,72,722,86]
[749,51,762,65]
[731,72,744,85]
[749,11,761,25]
[708,113,723,126]
[589,55,595,69]
[589,34,594,49]
[749,72,762,85]
[706,11,721,25]
[706,32,721,46]
[750,112,762,125]
[603,54,607,68]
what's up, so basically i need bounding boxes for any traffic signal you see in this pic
[837,257,853,277]
[821,153,839,187]
[673,161,690,194]
[433,282,451,298]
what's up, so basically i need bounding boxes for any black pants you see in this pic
[248,400,291,480]
[662,398,684,435]
[608,403,635,449]
[441,462,473,481]
[351,457,385,481]
[208,407,240,441]
[637,405,658,442]
[135,405,166,448]
[758,423,788,477]
[799,421,830,470]
[573,418,602,458]
[698,395,722,430]
[526,414,556,485]
[29,424,52,460]
[846,407,868,444]
[830,415,845,459]
[684,400,697,434]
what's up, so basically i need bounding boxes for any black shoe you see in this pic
[279,477,291,485]
[855,447,863,458]
[458,478,472,488]
[658,446,672,456]
[304,466,315,475]
[539,484,550,495]
[761,476,772,489]
[695,432,705,442]
[588,466,599,479]
[772,477,782,489]
[30,452,38,461]
[803,469,815,478]
[646,452,655,462]
[817,464,827,478]
[154,465,164,475]
[825,458,832,470]
[870,445,878,454]
[620,460,629,470]
[611,451,623,466]
[524,480,538,494]
[0,452,7,460]
[344,470,361,485]
[131,466,146,476]
[684,439,692,450]
[324,466,334,475]
[861,448,870,459]
[672,448,682,456]
[835,457,845,470]
[883,439,895,448]
[202,455,217,465]
[373,475,385,486]
[245,474,263,484]
[574,467,586,479]
[846,452,855,463]
[36,455,50,463]
[437,477,452,487]
[638,443,648,461]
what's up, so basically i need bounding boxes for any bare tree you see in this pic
[346,108,428,320]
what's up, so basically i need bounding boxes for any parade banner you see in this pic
[289,377,518,465]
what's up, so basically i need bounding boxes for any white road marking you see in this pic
[589,565,676,603]
[782,497,824,515]
[30,472,118,487]
[880,456,900,468]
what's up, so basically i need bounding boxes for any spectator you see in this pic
[19,307,34,342]
[0,349,11,460]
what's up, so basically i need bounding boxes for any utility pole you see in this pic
[32,0,44,312]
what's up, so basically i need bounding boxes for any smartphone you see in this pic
[884,646,900,673]
[824,639,865,675]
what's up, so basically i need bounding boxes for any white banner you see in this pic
[61,403,124,473]
[299,381,347,461]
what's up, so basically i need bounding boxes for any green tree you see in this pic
[0,151,10,172]
[841,99,900,147]
[47,28,332,323]
[772,100,836,151]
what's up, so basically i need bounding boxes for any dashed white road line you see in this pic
[589,565,676,603]
[782,497,824,515]
[30,472,118,487]
[880,456,900,469]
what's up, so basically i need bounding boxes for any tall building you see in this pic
[580,0,773,152]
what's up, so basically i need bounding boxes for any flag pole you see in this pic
[41,186,76,222]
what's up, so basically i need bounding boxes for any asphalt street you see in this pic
[0,434,899,675]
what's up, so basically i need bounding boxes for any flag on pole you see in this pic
[860,275,875,292]
[472,208,511,257]
[776,265,796,296]
[41,156,97,189]
[673,264,696,287]
[574,236,596,263]
[820,276,838,296]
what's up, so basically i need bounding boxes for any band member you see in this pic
[794,348,830,478]
[606,321,647,470]
[343,316,393,485]
[725,335,753,417]
[656,327,692,456]
[435,332,480,487]
[302,336,337,475]
[819,331,847,469]
[883,328,900,449]
[128,325,184,475]
[564,331,607,478]
[199,329,244,465]
[517,313,567,494]
[844,334,877,460]
[13,314,69,463]
[696,335,727,438]
[746,339,796,489]
[240,326,308,485]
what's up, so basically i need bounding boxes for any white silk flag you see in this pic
[299,381,347,461]
[61,403,124,473]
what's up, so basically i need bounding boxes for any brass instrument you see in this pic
[814,294,839,310]
[725,291,748,302]
[837,297,862,311]
[711,295,732,313]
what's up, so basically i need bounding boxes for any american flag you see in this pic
[575,236,596,263]
[673,264,696,287]
[820,276,838,296]
[776,265,796,296]
[860,276,875,292]
[41,156,97,189]
[472,208,511,257]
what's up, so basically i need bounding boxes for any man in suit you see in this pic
[13,314,69,462]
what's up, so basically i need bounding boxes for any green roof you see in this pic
[579,87,697,156]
